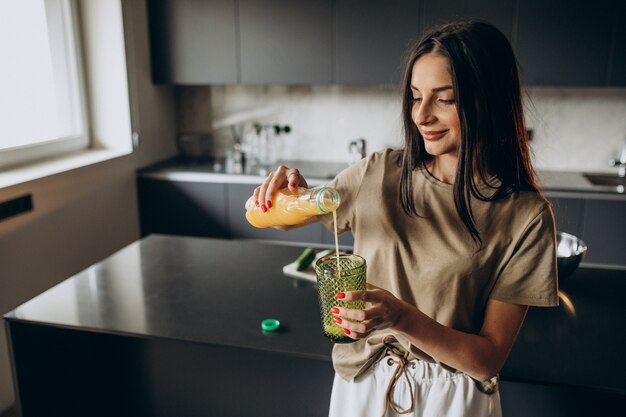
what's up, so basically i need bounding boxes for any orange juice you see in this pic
[333,211,340,274]
[245,187,340,228]
[314,254,367,343]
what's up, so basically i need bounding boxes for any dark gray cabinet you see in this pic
[148,0,238,84]
[137,178,229,238]
[136,177,624,264]
[609,1,626,86]
[148,0,620,86]
[548,194,626,267]
[581,199,626,265]
[334,0,420,85]
[137,178,331,245]
[549,197,585,238]
[422,0,515,41]
[499,380,626,417]
[515,0,614,86]
[238,0,333,84]
[227,183,326,244]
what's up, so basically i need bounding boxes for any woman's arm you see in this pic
[332,286,528,381]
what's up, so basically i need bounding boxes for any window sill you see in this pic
[0,148,132,189]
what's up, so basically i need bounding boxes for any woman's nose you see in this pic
[413,101,434,126]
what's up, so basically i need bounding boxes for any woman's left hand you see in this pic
[331,284,415,340]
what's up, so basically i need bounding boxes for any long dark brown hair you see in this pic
[399,20,540,242]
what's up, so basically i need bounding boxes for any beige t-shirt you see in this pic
[319,148,558,381]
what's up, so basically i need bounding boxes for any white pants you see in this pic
[328,357,502,417]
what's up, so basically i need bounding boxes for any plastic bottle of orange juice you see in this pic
[245,187,340,228]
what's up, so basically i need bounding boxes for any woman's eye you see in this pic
[438,98,455,105]
[411,97,422,103]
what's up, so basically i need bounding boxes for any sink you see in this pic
[583,173,626,187]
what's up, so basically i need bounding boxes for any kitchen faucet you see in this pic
[609,134,626,177]
[349,138,367,164]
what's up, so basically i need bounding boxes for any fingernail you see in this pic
[255,200,259,207]
[266,200,272,209]
[336,292,346,299]
[289,182,296,188]
[333,317,342,324]
[330,307,340,314]
[261,205,267,212]
[343,328,351,335]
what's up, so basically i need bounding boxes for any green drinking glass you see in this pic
[314,254,367,343]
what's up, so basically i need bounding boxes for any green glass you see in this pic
[314,254,367,343]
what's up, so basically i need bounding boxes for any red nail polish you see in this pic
[266,200,272,209]
[255,200,259,207]
[333,317,342,324]
[330,307,340,314]
[343,328,351,335]
[336,292,346,299]
[261,205,267,212]
[289,182,296,188]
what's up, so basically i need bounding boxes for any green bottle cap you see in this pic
[261,318,281,332]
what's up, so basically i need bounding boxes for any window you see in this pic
[0,0,88,170]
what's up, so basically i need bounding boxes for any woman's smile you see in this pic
[421,129,449,141]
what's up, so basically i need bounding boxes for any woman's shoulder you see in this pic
[331,148,399,187]
[515,188,550,207]
[364,147,403,168]
[501,189,552,223]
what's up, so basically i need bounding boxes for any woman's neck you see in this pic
[426,156,458,184]
[426,157,496,187]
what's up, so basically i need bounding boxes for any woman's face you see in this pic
[410,53,461,159]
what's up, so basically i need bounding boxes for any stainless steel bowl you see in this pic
[556,231,587,280]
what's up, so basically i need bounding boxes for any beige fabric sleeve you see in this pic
[490,205,559,307]
[318,156,369,235]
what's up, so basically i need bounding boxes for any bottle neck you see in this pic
[310,187,340,214]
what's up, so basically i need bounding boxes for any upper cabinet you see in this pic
[149,0,238,84]
[148,0,623,86]
[334,0,420,84]
[515,0,614,86]
[422,0,514,42]
[238,0,333,84]
[609,1,626,86]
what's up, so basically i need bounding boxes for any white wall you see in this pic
[525,88,626,172]
[179,85,626,173]
[0,0,177,412]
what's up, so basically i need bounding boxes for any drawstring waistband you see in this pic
[380,336,499,417]
[381,336,415,417]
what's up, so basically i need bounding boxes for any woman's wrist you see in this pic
[392,300,423,338]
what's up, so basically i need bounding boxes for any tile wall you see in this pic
[177,85,626,173]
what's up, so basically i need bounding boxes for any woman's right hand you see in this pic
[253,165,308,212]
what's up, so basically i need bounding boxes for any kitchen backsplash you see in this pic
[177,85,626,173]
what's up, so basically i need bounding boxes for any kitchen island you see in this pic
[4,235,626,416]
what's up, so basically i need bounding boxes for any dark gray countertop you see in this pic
[4,235,626,394]
[4,235,332,362]
[138,157,626,197]
[138,157,350,186]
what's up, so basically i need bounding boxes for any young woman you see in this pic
[252,21,558,417]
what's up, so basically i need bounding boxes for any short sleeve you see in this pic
[490,205,559,307]
[318,156,369,235]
